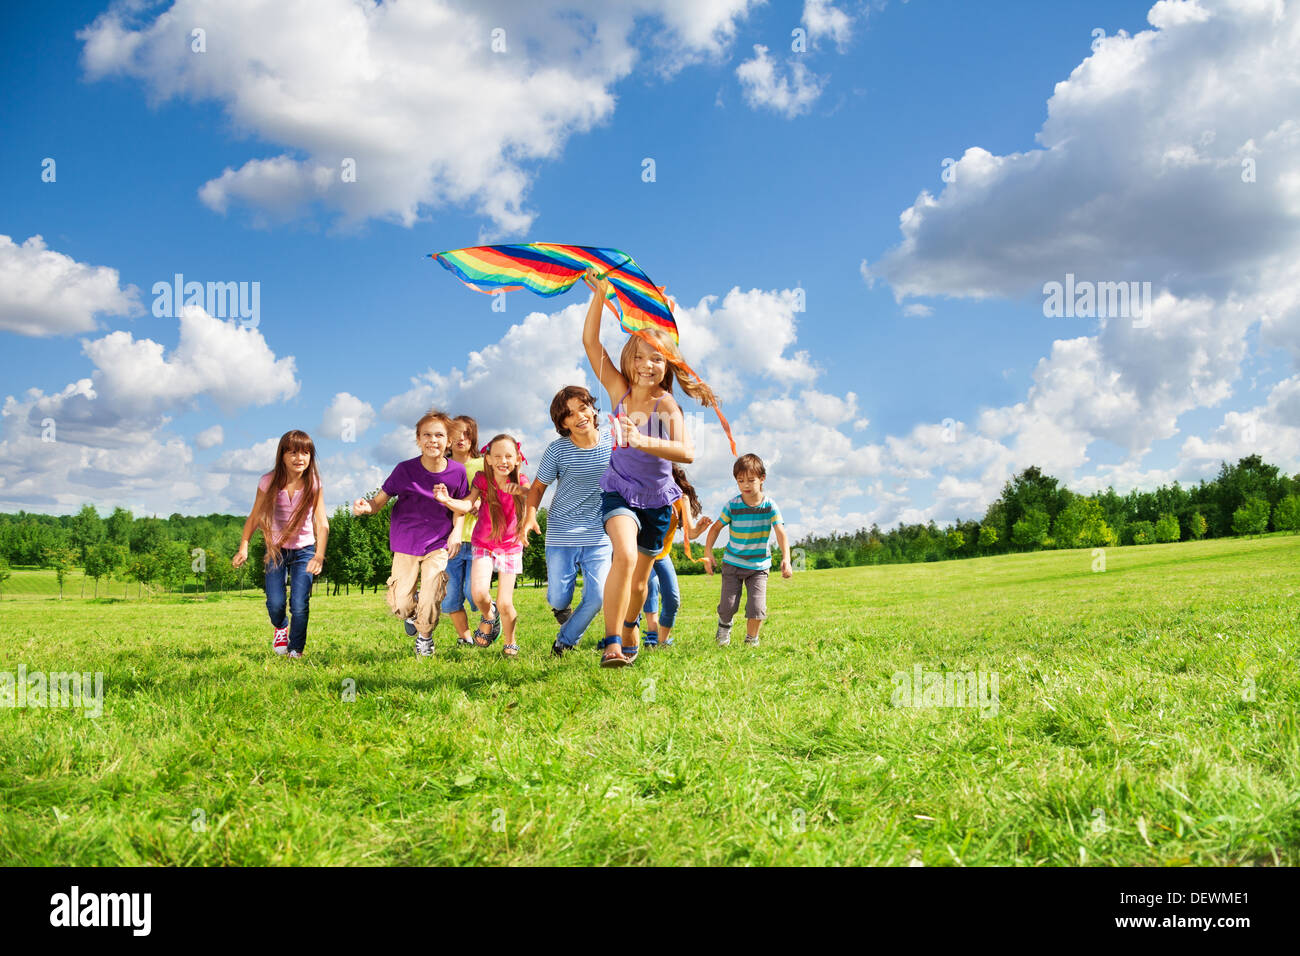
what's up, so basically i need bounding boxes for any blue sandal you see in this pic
[599,635,630,668]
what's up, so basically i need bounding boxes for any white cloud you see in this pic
[803,0,853,51]
[0,235,140,337]
[736,45,826,118]
[79,0,761,233]
[902,303,932,317]
[194,424,224,449]
[320,392,376,442]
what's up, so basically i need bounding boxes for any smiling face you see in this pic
[562,396,596,436]
[620,335,670,391]
[416,420,448,460]
[487,438,519,479]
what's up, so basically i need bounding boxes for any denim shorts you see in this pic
[601,491,673,555]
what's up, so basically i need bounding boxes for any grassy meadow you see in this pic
[1,534,1298,866]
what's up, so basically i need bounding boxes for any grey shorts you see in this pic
[717,563,768,624]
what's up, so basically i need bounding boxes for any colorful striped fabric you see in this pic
[430,243,678,343]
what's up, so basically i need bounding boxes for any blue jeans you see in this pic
[642,556,680,629]
[439,545,474,615]
[265,545,315,653]
[546,542,613,648]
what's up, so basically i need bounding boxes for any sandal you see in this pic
[621,620,639,661]
[475,602,500,647]
[502,643,519,658]
[599,635,630,668]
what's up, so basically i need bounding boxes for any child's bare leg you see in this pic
[658,624,673,645]
[449,609,472,642]
[622,553,656,649]
[601,516,639,660]
[497,572,518,645]
[746,619,762,640]
[470,557,496,643]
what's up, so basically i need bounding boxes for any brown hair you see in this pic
[618,329,718,409]
[672,464,702,518]
[733,454,766,480]
[451,415,481,459]
[549,385,597,436]
[256,430,321,566]
[415,408,453,440]
[481,433,526,539]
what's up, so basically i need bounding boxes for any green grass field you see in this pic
[2,535,1297,865]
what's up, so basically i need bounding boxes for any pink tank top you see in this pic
[258,472,317,549]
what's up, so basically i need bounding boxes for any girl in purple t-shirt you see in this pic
[233,430,328,658]
[580,268,720,667]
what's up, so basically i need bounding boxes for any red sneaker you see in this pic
[273,626,289,655]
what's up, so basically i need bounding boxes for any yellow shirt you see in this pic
[461,457,485,541]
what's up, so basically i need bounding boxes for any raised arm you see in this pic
[582,269,627,402]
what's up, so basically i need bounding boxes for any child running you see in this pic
[581,266,718,667]
[701,453,793,647]
[441,415,485,647]
[353,409,467,658]
[641,465,711,649]
[440,434,530,657]
[233,430,329,659]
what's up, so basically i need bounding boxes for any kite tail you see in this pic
[628,328,738,458]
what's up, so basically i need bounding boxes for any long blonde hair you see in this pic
[619,329,718,408]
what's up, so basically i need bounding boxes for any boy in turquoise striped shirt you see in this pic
[701,454,792,647]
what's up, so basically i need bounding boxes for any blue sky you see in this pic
[2,0,1297,537]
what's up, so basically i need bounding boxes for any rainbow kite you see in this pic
[431,243,678,342]
[431,243,736,455]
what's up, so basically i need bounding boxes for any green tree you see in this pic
[1129,520,1156,545]
[158,541,192,592]
[1189,511,1207,540]
[945,528,965,552]
[978,523,998,549]
[1231,496,1270,537]
[43,546,78,599]
[0,556,10,595]
[130,516,168,556]
[1011,507,1050,550]
[83,543,123,598]
[1154,513,1181,543]
[105,507,133,547]
[68,504,105,564]
[522,508,547,586]
[126,553,160,597]
[1272,494,1300,533]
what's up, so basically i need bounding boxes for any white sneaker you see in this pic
[715,624,731,646]
[273,626,289,655]
[415,635,435,658]
[744,634,760,647]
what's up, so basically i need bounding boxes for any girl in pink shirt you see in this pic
[441,434,530,657]
[233,430,328,658]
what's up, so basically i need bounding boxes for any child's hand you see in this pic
[470,498,481,515]
[231,545,248,569]
[432,483,450,503]
[352,497,372,516]
[618,415,644,448]
[781,558,793,579]
[583,267,610,296]
[447,539,461,559]
[307,554,324,575]
[518,514,541,546]
[702,555,714,576]
[693,516,713,537]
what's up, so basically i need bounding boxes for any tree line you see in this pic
[793,455,1300,569]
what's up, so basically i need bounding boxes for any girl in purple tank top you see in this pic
[580,267,721,668]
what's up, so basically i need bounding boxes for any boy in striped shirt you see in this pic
[701,454,793,647]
